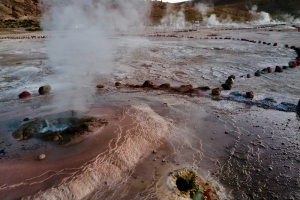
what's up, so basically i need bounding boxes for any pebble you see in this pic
[37,154,46,160]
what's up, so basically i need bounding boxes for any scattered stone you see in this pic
[254,70,261,77]
[171,85,194,93]
[245,91,254,99]
[211,88,221,95]
[228,74,235,79]
[275,66,283,72]
[115,82,121,87]
[267,67,272,73]
[268,167,273,171]
[198,86,210,91]
[247,74,251,78]
[289,61,297,68]
[282,66,288,70]
[37,154,46,160]
[273,43,278,46]
[261,68,268,74]
[221,83,232,90]
[38,85,51,95]
[225,131,229,134]
[222,77,234,90]
[159,83,170,89]
[152,150,157,154]
[96,84,104,89]
[23,118,29,121]
[18,91,31,99]
[142,80,155,88]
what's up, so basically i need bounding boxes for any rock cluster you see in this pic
[221,75,235,90]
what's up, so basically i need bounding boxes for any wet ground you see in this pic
[0,24,300,199]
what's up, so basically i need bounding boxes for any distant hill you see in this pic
[0,0,299,29]
[192,0,300,19]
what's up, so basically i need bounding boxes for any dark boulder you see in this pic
[289,61,297,68]
[198,86,210,91]
[245,91,254,99]
[115,82,122,87]
[159,83,170,89]
[228,74,235,79]
[254,70,261,77]
[261,68,268,74]
[247,74,251,78]
[96,84,104,89]
[221,83,232,90]
[38,85,51,95]
[282,66,288,69]
[267,67,272,73]
[275,66,283,72]
[142,80,155,88]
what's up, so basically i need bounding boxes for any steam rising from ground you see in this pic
[160,4,188,29]
[249,5,272,23]
[40,0,150,110]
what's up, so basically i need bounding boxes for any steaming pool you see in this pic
[0,25,300,199]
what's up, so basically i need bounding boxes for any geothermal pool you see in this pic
[0,25,300,200]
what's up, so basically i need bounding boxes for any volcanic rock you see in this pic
[267,67,272,73]
[283,66,288,69]
[198,86,210,91]
[12,120,39,140]
[12,116,108,143]
[275,66,283,72]
[142,80,155,88]
[247,74,251,78]
[159,83,170,89]
[228,74,235,79]
[273,43,278,46]
[261,68,268,74]
[42,131,63,141]
[18,91,31,99]
[38,85,51,95]
[171,85,194,93]
[96,84,104,89]
[211,88,221,95]
[245,91,254,99]
[225,78,234,85]
[115,82,122,87]
[221,83,232,90]
[254,70,261,77]
[288,61,297,68]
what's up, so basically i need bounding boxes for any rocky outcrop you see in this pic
[12,115,108,144]
[0,0,40,19]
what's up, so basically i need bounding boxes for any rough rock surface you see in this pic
[38,85,51,95]
[211,88,221,95]
[12,116,108,144]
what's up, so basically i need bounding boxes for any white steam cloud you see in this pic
[249,5,272,24]
[40,0,151,111]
